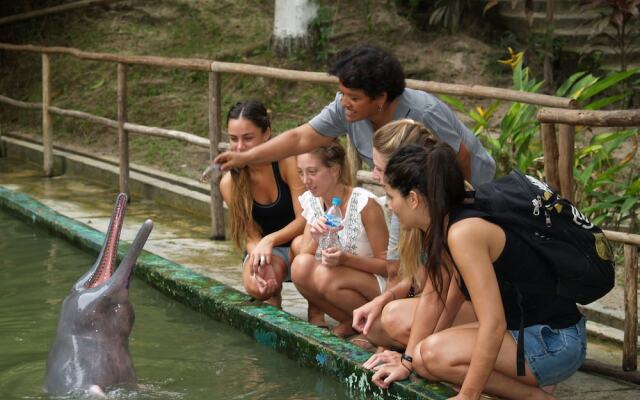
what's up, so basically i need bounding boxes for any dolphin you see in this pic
[44,193,153,396]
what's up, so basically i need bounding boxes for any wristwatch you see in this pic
[401,353,413,363]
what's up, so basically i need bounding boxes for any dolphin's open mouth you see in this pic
[85,194,127,288]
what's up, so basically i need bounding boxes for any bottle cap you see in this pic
[331,197,341,206]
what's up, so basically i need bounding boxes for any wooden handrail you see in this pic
[406,79,577,108]
[0,43,212,71]
[538,108,640,126]
[604,230,640,246]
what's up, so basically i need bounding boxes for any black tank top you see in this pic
[449,205,581,330]
[252,162,296,247]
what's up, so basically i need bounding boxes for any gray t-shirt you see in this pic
[308,88,496,185]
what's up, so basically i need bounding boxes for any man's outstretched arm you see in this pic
[213,123,335,170]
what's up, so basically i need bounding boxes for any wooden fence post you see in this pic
[541,123,560,190]
[623,244,638,371]
[208,71,225,240]
[117,63,130,198]
[42,54,53,177]
[558,124,575,202]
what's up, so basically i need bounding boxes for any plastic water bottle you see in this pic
[318,197,343,257]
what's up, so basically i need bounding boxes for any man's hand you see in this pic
[213,150,249,171]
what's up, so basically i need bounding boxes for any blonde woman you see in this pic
[353,119,478,349]
[292,142,389,338]
[219,101,305,308]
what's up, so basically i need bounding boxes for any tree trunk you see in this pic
[272,0,318,56]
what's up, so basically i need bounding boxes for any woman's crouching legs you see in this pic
[411,325,555,400]
[291,254,352,323]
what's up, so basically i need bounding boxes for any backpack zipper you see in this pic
[532,196,542,216]
[532,196,552,227]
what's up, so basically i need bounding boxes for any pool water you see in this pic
[0,210,351,399]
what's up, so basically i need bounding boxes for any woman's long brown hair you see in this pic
[384,143,465,303]
[226,101,271,250]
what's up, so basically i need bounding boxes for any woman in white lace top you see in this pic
[292,142,389,338]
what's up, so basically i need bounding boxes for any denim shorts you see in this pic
[508,317,587,386]
[243,246,292,282]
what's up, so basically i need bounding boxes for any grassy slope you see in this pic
[0,0,508,177]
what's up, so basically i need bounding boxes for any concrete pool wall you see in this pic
[0,186,454,400]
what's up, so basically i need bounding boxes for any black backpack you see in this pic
[468,170,615,376]
[471,169,615,305]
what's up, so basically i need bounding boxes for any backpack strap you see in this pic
[515,287,526,376]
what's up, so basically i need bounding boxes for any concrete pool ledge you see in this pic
[0,186,455,400]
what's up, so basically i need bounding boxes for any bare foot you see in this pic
[542,385,557,395]
[265,293,282,308]
[332,321,356,338]
[308,304,326,327]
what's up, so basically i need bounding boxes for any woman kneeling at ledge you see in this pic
[292,142,389,338]
[367,144,586,400]
[219,100,305,308]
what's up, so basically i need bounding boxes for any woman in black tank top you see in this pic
[363,144,585,400]
[218,101,307,309]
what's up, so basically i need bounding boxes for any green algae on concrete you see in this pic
[0,186,456,400]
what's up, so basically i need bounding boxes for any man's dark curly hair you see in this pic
[328,45,405,102]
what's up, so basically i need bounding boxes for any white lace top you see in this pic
[299,187,383,259]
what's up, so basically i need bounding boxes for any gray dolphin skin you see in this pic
[43,193,153,396]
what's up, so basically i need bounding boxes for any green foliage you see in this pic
[574,129,639,229]
[441,53,640,230]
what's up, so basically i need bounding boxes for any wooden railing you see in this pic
[0,42,637,377]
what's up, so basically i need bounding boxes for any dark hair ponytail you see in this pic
[385,143,465,301]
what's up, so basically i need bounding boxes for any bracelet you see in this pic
[400,361,412,373]
[401,353,413,363]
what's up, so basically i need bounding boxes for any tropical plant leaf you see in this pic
[555,71,588,97]
[580,67,640,101]
[585,92,630,109]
